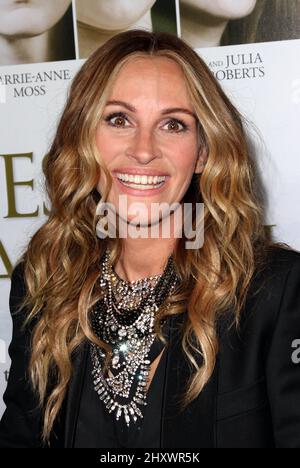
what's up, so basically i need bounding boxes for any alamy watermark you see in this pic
[95,196,205,249]
[291,339,300,364]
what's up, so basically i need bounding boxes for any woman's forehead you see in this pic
[116,56,184,79]
[108,57,190,100]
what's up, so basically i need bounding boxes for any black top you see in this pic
[74,326,169,448]
[2,247,300,448]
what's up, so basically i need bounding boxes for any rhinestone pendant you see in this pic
[118,328,127,338]
[111,355,119,368]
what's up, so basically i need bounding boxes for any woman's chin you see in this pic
[122,215,158,227]
[116,213,161,232]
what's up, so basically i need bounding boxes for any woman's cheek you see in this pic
[42,0,72,29]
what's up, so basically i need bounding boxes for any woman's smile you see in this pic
[113,172,170,197]
[112,168,171,197]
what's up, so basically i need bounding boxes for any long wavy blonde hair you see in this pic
[14,29,285,444]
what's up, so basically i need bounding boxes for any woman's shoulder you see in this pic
[10,260,26,291]
[267,244,300,268]
[9,259,30,327]
[256,244,300,284]
[10,260,26,301]
[241,245,300,321]
[248,244,300,318]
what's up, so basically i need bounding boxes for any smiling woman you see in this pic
[0,0,76,65]
[0,29,300,449]
[95,56,203,228]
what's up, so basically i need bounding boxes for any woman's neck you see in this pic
[113,236,178,283]
[180,3,228,48]
[0,32,50,66]
[112,209,182,282]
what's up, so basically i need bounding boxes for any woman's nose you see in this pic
[126,128,161,164]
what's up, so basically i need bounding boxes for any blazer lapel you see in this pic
[64,340,89,448]
[161,313,219,448]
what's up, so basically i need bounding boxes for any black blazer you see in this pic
[1,246,300,448]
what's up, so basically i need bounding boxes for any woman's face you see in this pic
[0,0,71,37]
[76,0,156,31]
[96,57,204,226]
[181,0,257,19]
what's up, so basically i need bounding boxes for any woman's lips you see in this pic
[114,175,169,197]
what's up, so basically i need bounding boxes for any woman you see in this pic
[0,0,76,66]
[0,29,300,448]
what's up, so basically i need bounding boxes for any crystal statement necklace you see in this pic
[90,247,180,427]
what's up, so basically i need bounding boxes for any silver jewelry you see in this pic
[90,247,180,427]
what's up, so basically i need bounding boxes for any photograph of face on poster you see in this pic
[75,0,177,58]
[0,0,76,66]
[179,0,300,48]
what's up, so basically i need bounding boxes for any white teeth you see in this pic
[120,181,165,190]
[116,173,166,185]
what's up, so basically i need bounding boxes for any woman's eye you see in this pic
[112,117,126,126]
[105,112,129,127]
[164,119,187,133]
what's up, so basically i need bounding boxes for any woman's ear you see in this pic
[194,148,208,174]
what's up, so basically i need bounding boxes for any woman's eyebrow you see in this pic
[105,99,197,119]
